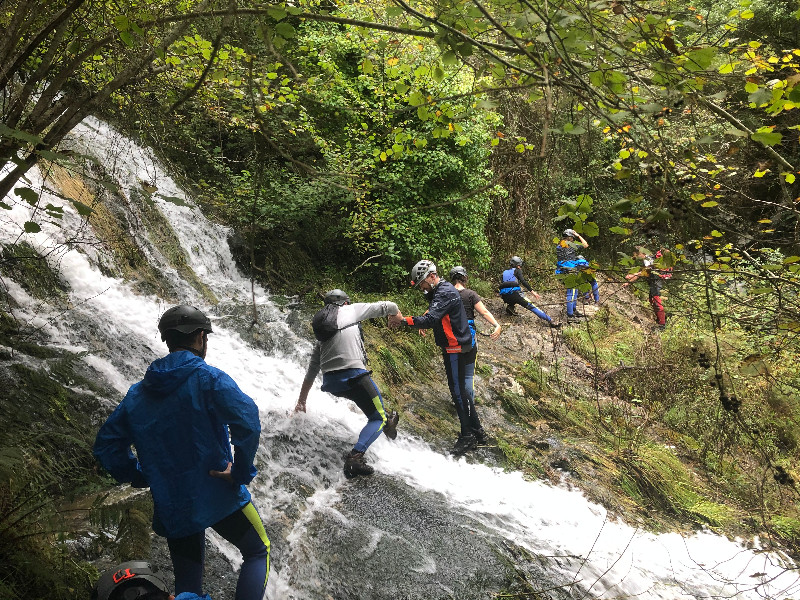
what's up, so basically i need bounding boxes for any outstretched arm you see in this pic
[294,376,314,413]
[475,300,501,340]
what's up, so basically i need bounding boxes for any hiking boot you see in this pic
[472,427,490,445]
[344,451,374,479]
[451,433,477,456]
[548,320,562,328]
[505,305,517,316]
[384,410,399,440]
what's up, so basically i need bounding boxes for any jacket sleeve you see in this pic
[93,400,149,488]
[407,292,459,329]
[211,372,261,485]
[515,268,533,291]
[337,301,399,328]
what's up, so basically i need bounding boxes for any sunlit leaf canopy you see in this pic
[1,0,799,288]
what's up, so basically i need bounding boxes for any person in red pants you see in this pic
[625,247,667,329]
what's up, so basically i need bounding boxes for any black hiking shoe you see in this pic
[472,427,490,445]
[548,320,562,328]
[505,305,517,316]
[384,410,399,440]
[451,433,477,456]
[344,451,374,479]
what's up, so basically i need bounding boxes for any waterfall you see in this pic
[1,119,797,599]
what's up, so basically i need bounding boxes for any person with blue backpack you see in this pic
[295,289,400,478]
[556,229,599,322]
[499,256,560,327]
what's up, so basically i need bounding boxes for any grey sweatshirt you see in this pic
[304,301,399,381]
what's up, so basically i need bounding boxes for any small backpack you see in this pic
[311,304,360,342]
[312,304,341,342]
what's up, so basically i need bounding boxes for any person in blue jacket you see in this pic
[93,306,269,600]
[556,229,599,321]
[500,256,560,327]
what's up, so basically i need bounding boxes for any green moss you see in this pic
[1,242,69,302]
[562,306,644,369]
[615,444,733,527]
[497,438,545,477]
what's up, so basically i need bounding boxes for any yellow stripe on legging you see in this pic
[242,502,271,589]
[372,395,387,432]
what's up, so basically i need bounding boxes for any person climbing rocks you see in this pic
[93,306,270,600]
[556,229,599,322]
[625,247,667,329]
[92,561,212,600]
[295,289,401,479]
[450,265,501,342]
[499,256,560,327]
[388,260,486,455]
[449,265,500,445]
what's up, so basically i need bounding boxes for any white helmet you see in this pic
[410,260,437,288]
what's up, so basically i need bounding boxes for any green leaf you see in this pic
[0,123,43,145]
[701,201,718,207]
[563,123,587,135]
[395,82,409,94]
[751,128,782,146]
[432,66,445,83]
[684,47,716,71]
[362,59,374,74]
[582,221,600,237]
[119,31,134,47]
[387,6,404,17]
[274,22,296,39]
[783,256,800,264]
[267,7,286,21]
[609,226,632,235]
[23,221,41,233]
[711,230,724,237]
[71,200,94,216]
[744,82,759,93]
[613,199,633,212]
[14,187,38,205]
[442,50,458,66]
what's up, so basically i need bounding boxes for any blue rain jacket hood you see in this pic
[94,351,261,538]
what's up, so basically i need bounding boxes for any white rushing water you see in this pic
[1,119,798,599]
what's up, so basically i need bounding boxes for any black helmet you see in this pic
[158,305,213,339]
[449,265,468,281]
[509,256,523,267]
[91,561,169,600]
[324,289,350,306]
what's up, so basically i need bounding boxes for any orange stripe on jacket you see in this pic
[441,314,460,352]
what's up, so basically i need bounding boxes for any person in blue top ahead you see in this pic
[93,306,270,600]
[499,256,560,327]
[556,229,599,322]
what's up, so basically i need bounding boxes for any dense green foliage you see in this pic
[3,0,800,596]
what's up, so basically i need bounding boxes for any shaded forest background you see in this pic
[2,0,800,597]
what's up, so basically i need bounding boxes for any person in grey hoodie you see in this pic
[294,289,401,478]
